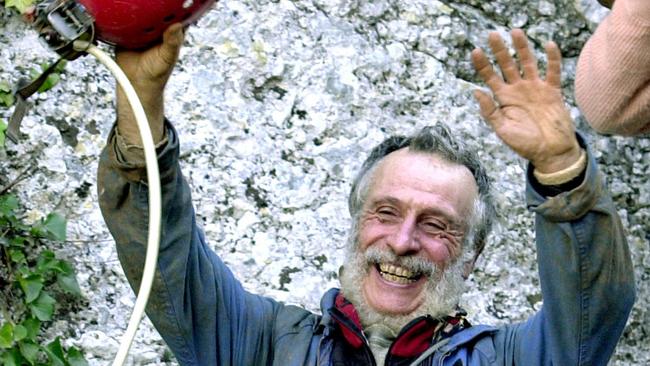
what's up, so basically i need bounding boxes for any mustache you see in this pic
[362,247,438,278]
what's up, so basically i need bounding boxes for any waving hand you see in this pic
[471,29,581,174]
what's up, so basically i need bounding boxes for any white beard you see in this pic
[339,245,467,335]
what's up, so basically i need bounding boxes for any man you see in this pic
[98,24,635,365]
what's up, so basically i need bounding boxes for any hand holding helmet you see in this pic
[78,0,216,145]
[115,23,185,145]
[23,0,215,145]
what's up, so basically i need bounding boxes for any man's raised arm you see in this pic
[96,24,297,365]
[471,29,635,365]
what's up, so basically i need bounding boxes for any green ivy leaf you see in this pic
[0,81,11,93]
[44,337,66,366]
[28,63,64,94]
[0,119,7,147]
[9,236,27,248]
[20,318,40,342]
[55,259,73,274]
[12,325,27,342]
[38,73,61,93]
[36,250,58,273]
[0,93,14,108]
[29,292,56,321]
[53,60,67,73]
[0,194,19,218]
[66,346,88,366]
[8,248,26,264]
[4,0,35,14]
[16,264,31,277]
[57,272,82,297]
[18,341,40,365]
[19,275,44,303]
[0,323,13,349]
[41,212,67,241]
[0,348,22,366]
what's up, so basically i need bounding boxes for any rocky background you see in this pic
[1,0,648,364]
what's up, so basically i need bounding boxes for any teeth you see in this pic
[395,266,406,277]
[378,263,418,282]
[380,272,416,284]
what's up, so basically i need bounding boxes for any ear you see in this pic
[462,256,477,280]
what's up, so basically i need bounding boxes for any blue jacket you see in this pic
[97,122,635,365]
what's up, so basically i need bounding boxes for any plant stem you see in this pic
[0,163,36,195]
[0,246,15,323]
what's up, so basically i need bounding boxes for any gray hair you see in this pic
[348,124,495,263]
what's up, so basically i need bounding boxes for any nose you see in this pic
[387,215,420,256]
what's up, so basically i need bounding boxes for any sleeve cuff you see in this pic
[526,134,605,222]
[106,119,180,183]
[114,125,169,166]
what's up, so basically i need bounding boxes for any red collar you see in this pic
[330,293,468,358]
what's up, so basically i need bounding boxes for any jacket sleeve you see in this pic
[494,137,636,365]
[97,121,288,365]
[575,0,650,136]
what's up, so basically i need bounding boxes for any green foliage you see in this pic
[0,119,7,148]
[0,193,88,365]
[0,81,14,107]
[3,0,35,14]
[0,62,68,113]
[29,61,67,94]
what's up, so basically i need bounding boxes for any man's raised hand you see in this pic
[471,29,581,174]
[116,23,185,145]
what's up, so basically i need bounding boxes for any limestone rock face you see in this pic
[1,1,648,365]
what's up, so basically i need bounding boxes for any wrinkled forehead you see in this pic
[368,148,479,213]
[376,148,477,181]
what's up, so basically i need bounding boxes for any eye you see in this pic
[420,218,447,234]
[376,206,399,222]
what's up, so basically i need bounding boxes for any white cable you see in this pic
[73,40,162,366]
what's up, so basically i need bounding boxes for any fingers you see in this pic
[511,29,538,80]
[474,29,563,90]
[160,23,185,67]
[487,31,521,83]
[471,48,504,92]
[545,41,562,88]
[473,89,503,129]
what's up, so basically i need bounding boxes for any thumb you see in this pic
[159,23,184,67]
[474,90,499,121]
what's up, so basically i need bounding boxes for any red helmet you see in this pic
[77,0,216,49]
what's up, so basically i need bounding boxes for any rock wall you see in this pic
[1,0,648,364]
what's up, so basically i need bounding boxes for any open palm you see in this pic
[471,29,580,174]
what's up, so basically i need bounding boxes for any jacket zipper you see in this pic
[438,350,451,366]
[328,308,376,365]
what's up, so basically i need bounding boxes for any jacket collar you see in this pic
[436,325,499,354]
[325,291,473,359]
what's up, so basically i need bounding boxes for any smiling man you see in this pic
[350,147,473,315]
[97,25,635,366]
[335,136,489,364]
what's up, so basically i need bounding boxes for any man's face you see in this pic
[355,148,478,315]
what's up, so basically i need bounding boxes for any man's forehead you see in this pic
[380,147,472,174]
[366,148,479,214]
